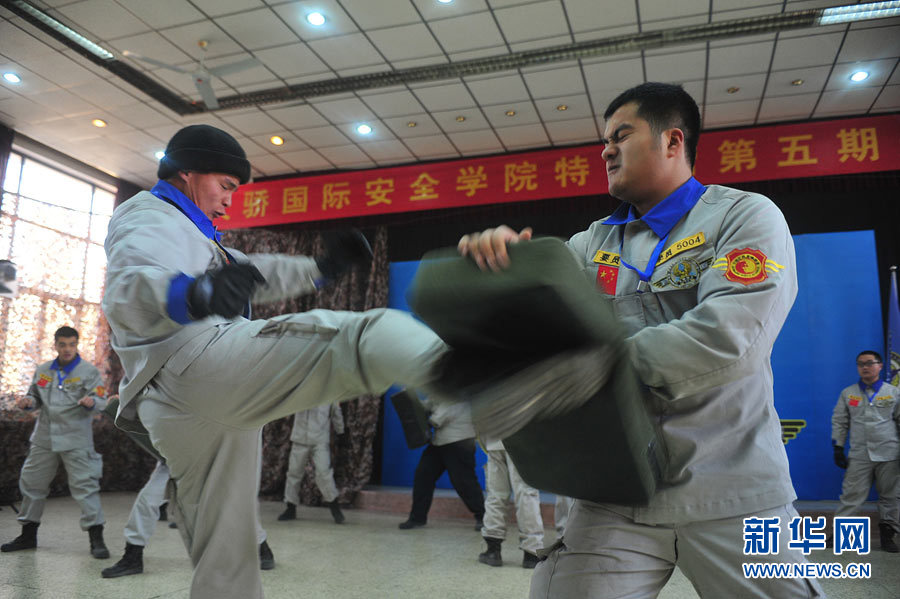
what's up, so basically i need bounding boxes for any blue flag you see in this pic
[887,268,900,385]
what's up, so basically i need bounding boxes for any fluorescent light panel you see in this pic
[12,0,115,60]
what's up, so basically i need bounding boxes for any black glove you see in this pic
[315,229,373,281]
[833,444,848,469]
[188,263,266,319]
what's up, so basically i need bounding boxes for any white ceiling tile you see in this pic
[708,40,774,78]
[764,66,831,97]
[522,65,586,99]
[160,21,247,60]
[318,144,372,165]
[710,5,782,22]
[871,85,900,112]
[494,123,549,148]
[249,132,308,153]
[110,32,195,67]
[412,0,489,21]
[359,90,426,118]
[839,25,900,62]
[412,82,476,111]
[429,13,506,53]
[104,129,170,155]
[756,92,818,123]
[778,23,846,40]
[263,103,330,128]
[544,117,600,143]
[107,102,178,129]
[368,24,444,62]
[509,35,573,52]
[573,24,640,41]
[447,129,503,153]
[340,120,396,143]
[189,0,265,17]
[336,63,392,77]
[21,53,100,89]
[639,0,707,22]
[712,0,780,10]
[28,87,99,117]
[251,43,329,79]
[308,33,382,70]
[583,57,645,94]
[272,1,359,41]
[0,96,62,124]
[534,95,593,121]
[219,109,284,134]
[708,33,775,48]
[54,0,150,40]
[249,153,293,176]
[465,74,530,105]
[0,65,57,95]
[357,140,414,163]
[383,113,443,138]
[484,100,539,127]
[389,56,449,70]
[0,20,65,62]
[116,0,206,29]
[642,15,709,30]
[771,32,843,71]
[279,149,334,171]
[340,0,422,29]
[705,73,768,103]
[563,0,636,33]
[826,58,896,91]
[430,108,490,131]
[215,8,299,50]
[310,96,376,124]
[448,46,508,61]
[295,124,352,147]
[645,49,707,83]
[813,87,880,117]
[404,133,459,159]
[703,99,760,127]
[494,1,569,44]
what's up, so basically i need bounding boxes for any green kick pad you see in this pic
[408,237,667,505]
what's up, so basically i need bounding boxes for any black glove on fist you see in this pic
[833,444,848,469]
[315,229,373,281]
[188,263,266,319]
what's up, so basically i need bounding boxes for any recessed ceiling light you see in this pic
[307,12,326,26]
[455,115,466,122]
[791,79,804,86]
[556,104,568,111]
[91,118,107,128]
[505,110,516,116]
[356,124,372,135]
[3,72,21,84]
[270,135,284,146]
[849,70,869,82]
[407,121,417,127]
[155,151,166,160]
[438,0,454,3]
[726,86,740,94]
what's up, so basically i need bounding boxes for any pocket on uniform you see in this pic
[254,318,338,339]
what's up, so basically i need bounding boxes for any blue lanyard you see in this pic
[860,380,883,403]
[618,231,670,293]
[53,355,81,390]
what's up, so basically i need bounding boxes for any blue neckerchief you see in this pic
[150,180,222,242]
[606,177,706,291]
[859,379,884,403]
[51,354,81,390]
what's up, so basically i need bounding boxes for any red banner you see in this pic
[218,114,899,230]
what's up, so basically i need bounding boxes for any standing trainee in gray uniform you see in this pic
[1,326,110,559]
[102,125,447,599]
[832,350,900,552]
[278,404,346,524]
[459,82,825,598]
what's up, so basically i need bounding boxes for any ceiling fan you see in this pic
[122,40,261,109]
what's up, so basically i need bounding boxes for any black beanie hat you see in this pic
[157,124,251,184]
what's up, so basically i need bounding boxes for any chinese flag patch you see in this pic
[37,379,49,388]
[848,398,860,407]
[596,265,618,295]
[95,386,106,398]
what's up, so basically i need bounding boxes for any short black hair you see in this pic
[857,350,882,362]
[604,82,701,167]
[54,326,79,341]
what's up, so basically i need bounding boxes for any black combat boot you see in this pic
[101,543,144,578]
[1,522,38,552]
[327,500,345,524]
[522,551,541,569]
[259,540,275,570]
[478,537,503,567]
[158,503,168,522]
[880,522,899,553]
[277,502,297,521]
[88,524,110,559]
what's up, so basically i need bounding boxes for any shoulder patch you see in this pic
[711,248,783,285]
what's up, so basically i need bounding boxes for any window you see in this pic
[0,152,114,404]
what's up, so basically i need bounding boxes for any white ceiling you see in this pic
[0,0,898,188]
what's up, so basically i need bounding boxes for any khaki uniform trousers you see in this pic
[836,458,900,530]
[530,502,826,599]
[135,308,445,599]
[482,448,545,554]
[284,443,338,504]
[18,443,104,530]
[554,495,574,538]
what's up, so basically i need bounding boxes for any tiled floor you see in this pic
[0,493,897,598]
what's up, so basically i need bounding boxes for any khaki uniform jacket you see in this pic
[26,358,106,452]
[102,191,321,429]
[427,400,476,446]
[290,404,344,445]
[832,380,900,461]
[567,184,798,524]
